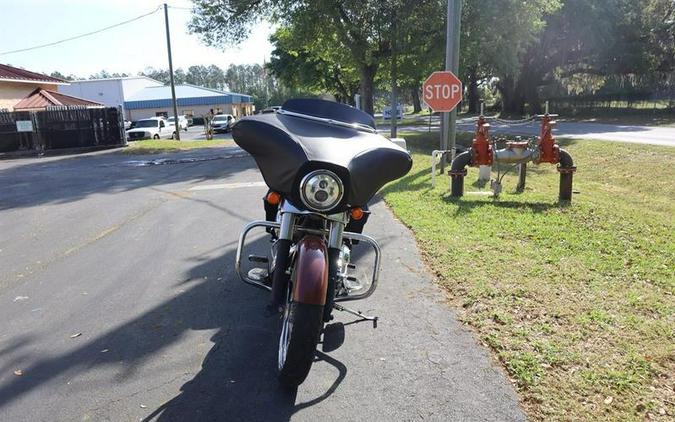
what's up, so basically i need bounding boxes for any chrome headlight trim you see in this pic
[299,169,344,212]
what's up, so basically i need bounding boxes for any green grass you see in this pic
[382,131,675,421]
[120,139,235,154]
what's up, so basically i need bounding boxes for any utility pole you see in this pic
[390,10,398,139]
[440,0,462,171]
[164,3,180,141]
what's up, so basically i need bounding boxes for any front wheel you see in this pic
[278,302,324,386]
[153,134,160,140]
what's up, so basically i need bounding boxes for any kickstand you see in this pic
[333,303,378,328]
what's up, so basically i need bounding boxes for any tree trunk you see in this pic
[359,64,377,116]
[525,86,542,115]
[411,86,422,113]
[518,70,541,115]
[467,66,480,114]
[498,75,526,116]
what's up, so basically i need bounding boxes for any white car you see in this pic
[167,115,189,131]
[126,117,176,141]
[212,114,235,133]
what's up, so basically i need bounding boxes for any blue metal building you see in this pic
[124,84,254,120]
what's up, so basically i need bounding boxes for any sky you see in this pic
[0,0,274,77]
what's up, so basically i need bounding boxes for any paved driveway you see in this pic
[0,149,525,421]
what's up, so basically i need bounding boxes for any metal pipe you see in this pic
[271,212,295,309]
[559,148,574,168]
[516,163,527,192]
[557,148,576,202]
[449,150,472,197]
[334,231,382,302]
[431,149,449,187]
[328,221,345,249]
[493,146,535,164]
[235,220,278,291]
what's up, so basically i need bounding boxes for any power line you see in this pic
[0,6,163,56]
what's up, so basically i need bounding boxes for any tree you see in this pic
[383,1,446,113]
[89,70,111,79]
[186,65,209,86]
[493,0,674,115]
[268,26,360,104]
[206,65,227,90]
[189,0,446,116]
[50,71,72,81]
[452,0,561,114]
[174,68,187,84]
[140,67,170,84]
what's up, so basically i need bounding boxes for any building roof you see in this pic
[14,88,103,110]
[124,84,253,110]
[0,63,67,85]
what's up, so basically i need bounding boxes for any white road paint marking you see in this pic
[189,181,267,191]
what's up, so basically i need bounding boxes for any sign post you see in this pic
[440,0,462,172]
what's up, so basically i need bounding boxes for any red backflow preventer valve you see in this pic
[448,109,577,202]
[535,114,560,164]
[470,115,493,166]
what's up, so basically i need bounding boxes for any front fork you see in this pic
[270,211,345,323]
[270,212,296,310]
[324,221,344,322]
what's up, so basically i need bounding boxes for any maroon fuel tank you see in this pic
[292,235,328,306]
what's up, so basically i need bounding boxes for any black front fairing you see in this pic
[232,99,412,210]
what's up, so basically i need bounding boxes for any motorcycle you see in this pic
[232,99,412,386]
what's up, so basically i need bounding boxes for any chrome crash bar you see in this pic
[235,220,382,301]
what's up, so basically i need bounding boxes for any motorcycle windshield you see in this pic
[232,100,412,207]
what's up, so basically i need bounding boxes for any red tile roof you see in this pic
[14,88,103,110]
[0,63,66,84]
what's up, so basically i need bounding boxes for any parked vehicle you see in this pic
[212,114,235,133]
[126,117,176,141]
[260,106,282,114]
[167,115,189,131]
[123,120,132,130]
[232,99,412,386]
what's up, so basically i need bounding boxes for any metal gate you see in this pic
[0,107,125,155]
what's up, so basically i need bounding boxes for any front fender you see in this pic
[292,235,328,306]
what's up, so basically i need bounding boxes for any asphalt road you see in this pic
[381,116,675,147]
[0,148,525,421]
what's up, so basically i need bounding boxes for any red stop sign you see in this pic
[423,71,463,112]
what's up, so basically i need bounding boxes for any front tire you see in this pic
[278,302,324,386]
[153,134,160,140]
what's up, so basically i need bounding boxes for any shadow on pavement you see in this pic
[0,235,348,421]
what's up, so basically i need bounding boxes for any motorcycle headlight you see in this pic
[300,170,344,212]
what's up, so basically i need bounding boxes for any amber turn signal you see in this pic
[266,191,281,205]
[350,207,364,220]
